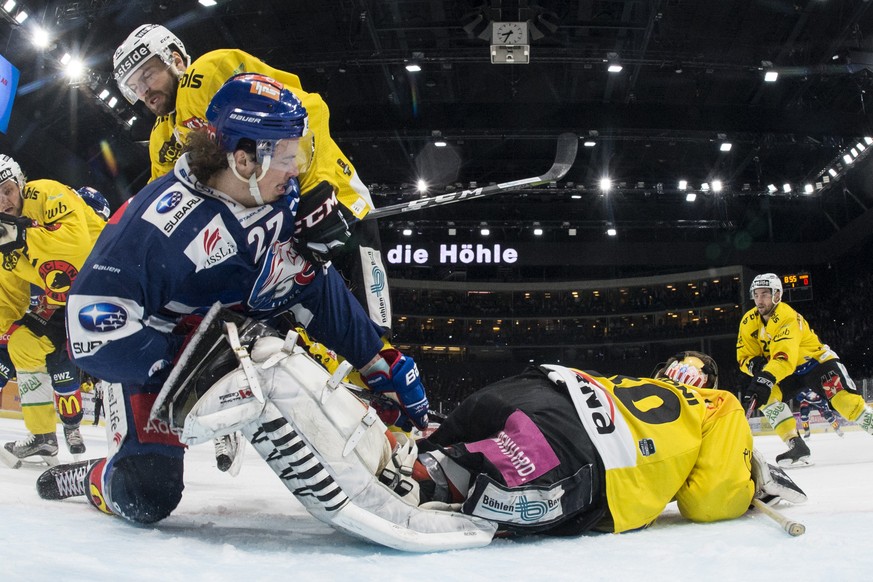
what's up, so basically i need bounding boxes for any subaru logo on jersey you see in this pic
[184,215,238,272]
[156,191,183,213]
[77,302,129,332]
[143,188,203,236]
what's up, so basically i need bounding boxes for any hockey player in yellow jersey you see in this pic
[413,351,806,535]
[112,24,392,336]
[0,155,105,466]
[738,273,873,467]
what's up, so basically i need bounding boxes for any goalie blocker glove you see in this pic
[0,213,31,253]
[363,349,429,431]
[294,180,353,263]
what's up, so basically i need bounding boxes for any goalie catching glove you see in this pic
[0,213,32,253]
[294,180,353,263]
[362,349,429,432]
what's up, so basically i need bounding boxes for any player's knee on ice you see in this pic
[107,454,184,524]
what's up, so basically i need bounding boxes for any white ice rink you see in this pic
[2,417,872,581]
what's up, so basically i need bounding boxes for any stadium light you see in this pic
[416,179,427,193]
[764,70,778,82]
[843,154,853,165]
[767,184,777,193]
[678,179,687,190]
[198,0,217,5]
[98,89,110,100]
[583,140,596,147]
[783,183,791,193]
[31,26,50,48]
[599,177,612,192]
[685,192,697,202]
[804,184,814,194]
[533,227,543,236]
[712,180,723,193]
[402,228,412,236]
[828,168,838,177]
[865,137,873,145]
[606,227,617,236]
[2,1,15,12]
[127,115,137,126]
[719,142,732,152]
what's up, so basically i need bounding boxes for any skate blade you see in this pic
[777,458,813,469]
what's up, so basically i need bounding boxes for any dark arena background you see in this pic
[2,0,873,410]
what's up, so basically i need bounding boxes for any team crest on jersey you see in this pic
[38,260,78,302]
[184,215,238,272]
[142,187,203,236]
[249,240,315,311]
[77,302,128,332]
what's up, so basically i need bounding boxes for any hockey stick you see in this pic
[751,498,806,536]
[365,132,579,220]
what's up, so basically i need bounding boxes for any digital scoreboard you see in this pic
[781,271,812,301]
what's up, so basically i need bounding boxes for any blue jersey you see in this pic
[67,154,383,387]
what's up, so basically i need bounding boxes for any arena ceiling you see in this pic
[2,0,873,260]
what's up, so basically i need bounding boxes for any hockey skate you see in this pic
[213,432,244,475]
[776,436,813,468]
[63,426,86,456]
[801,421,810,439]
[1,433,59,469]
[36,458,103,500]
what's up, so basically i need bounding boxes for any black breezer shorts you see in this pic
[779,358,858,402]
[422,367,609,536]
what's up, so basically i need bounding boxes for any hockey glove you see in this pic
[0,345,14,390]
[294,180,353,263]
[747,355,768,377]
[19,298,67,349]
[0,213,31,254]
[363,349,429,431]
[743,370,777,411]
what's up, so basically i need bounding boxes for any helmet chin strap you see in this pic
[227,152,272,206]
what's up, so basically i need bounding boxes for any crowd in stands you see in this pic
[388,265,873,412]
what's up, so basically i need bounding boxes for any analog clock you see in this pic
[491,21,528,45]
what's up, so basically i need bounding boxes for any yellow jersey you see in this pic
[155,49,373,219]
[0,179,105,330]
[545,365,754,533]
[736,302,835,383]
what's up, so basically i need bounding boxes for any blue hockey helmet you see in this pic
[76,186,111,221]
[206,73,312,174]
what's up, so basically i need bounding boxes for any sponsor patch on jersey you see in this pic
[142,187,203,236]
[184,214,238,272]
[67,295,145,359]
[77,302,129,332]
[181,116,208,131]
[468,480,565,525]
[465,410,559,487]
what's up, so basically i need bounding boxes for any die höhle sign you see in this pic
[386,243,519,266]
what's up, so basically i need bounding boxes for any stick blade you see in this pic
[541,132,578,182]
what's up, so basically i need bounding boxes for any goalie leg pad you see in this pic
[179,367,267,446]
[242,339,496,551]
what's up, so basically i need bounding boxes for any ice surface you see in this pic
[2,418,871,581]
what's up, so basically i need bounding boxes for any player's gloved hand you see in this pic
[19,297,67,348]
[0,213,32,253]
[0,344,15,390]
[294,180,352,263]
[363,348,429,431]
[747,355,767,377]
[743,370,777,410]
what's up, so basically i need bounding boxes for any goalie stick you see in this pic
[365,132,579,220]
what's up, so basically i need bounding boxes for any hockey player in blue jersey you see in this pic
[796,389,844,438]
[63,73,429,524]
